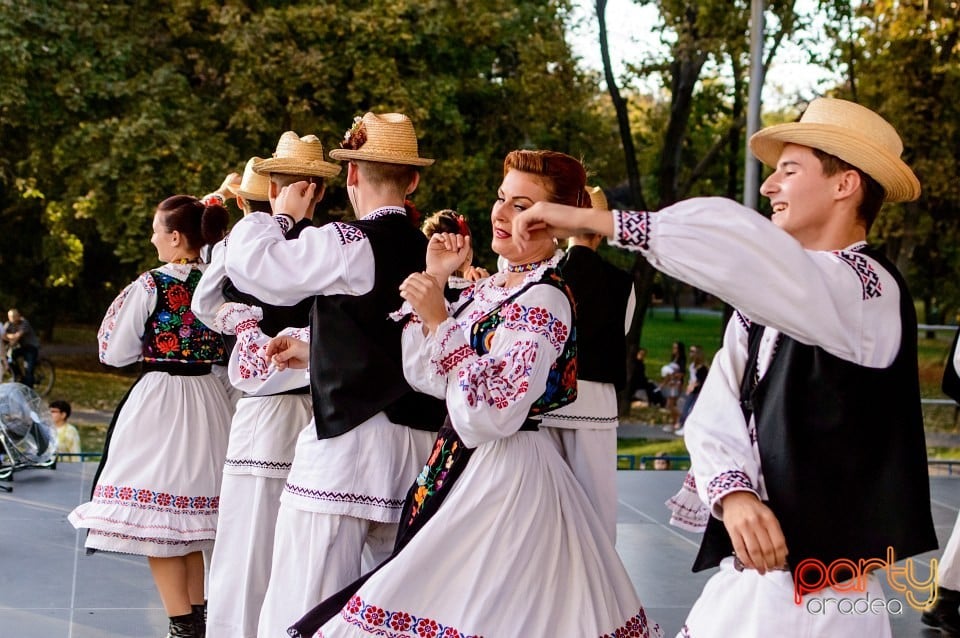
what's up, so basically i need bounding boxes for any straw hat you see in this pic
[749,98,920,203]
[255,132,342,178]
[329,113,434,166]
[585,185,608,210]
[228,157,271,201]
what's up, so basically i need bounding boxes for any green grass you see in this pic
[617,437,689,470]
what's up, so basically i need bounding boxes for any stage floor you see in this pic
[1,463,954,637]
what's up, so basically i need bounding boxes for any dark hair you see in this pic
[811,148,885,231]
[246,199,273,215]
[157,195,230,248]
[503,150,588,208]
[421,209,470,238]
[49,399,71,418]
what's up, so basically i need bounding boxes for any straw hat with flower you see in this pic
[749,98,920,203]
[228,157,271,201]
[254,132,342,178]
[329,113,434,166]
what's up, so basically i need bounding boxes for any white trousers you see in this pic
[206,474,285,638]
[940,509,960,590]
[256,504,397,638]
[679,557,892,638]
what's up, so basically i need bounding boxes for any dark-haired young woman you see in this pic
[70,195,234,638]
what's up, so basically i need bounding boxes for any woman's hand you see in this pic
[426,233,472,282]
[399,272,449,334]
[264,335,309,370]
[463,265,490,281]
[274,181,316,222]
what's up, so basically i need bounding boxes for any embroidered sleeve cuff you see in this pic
[214,303,263,335]
[609,209,652,251]
[706,469,757,515]
[428,318,473,377]
[273,213,294,234]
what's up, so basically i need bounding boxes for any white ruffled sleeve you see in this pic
[683,313,765,518]
[407,284,572,449]
[216,303,311,395]
[223,212,375,306]
[609,198,901,367]
[98,272,156,367]
[191,239,228,330]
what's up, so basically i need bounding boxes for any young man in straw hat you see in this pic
[222,112,445,637]
[193,140,336,638]
[511,97,937,637]
[537,184,635,544]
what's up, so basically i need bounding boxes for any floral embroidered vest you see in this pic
[465,270,578,422]
[141,269,226,364]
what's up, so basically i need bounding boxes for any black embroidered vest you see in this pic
[309,213,447,439]
[142,269,226,365]
[693,246,937,576]
[559,245,633,390]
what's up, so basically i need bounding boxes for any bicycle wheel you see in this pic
[32,358,55,397]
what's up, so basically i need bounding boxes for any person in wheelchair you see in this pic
[3,309,40,388]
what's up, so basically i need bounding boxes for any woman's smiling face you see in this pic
[490,169,555,264]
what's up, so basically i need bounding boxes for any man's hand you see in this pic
[274,181,316,223]
[720,491,789,574]
[399,272,448,334]
[425,233,472,282]
[512,202,616,251]
[264,335,309,370]
[216,172,241,200]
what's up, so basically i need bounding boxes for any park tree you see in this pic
[0,0,610,332]
[593,0,800,408]
[819,0,960,326]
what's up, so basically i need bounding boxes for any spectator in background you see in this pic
[3,309,40,388]
[631,347,664,407]
[676,345,709,435]
[49,399,81,457]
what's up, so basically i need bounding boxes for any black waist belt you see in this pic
[142,361,213,376]
[242,386,311,399]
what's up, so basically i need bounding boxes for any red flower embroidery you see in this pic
[441,627,462,638]
[155,331,179,354]
[193,496,208,509]
[346,596,362,614]
[166,284,190,310]
[526,306,549,326]
[181,311,195,325]
[136,489,153,503]
[210,496,219,509]
[174,495,190,509]
[501,303,522,321]
[362,605,386,625]
[389,612,413,631]
[416,618,440,637]
[118,487,134,500]
[156,493,172,506]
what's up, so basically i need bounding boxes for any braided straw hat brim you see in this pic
[749,99,920,203]
[254,157,342,178]
[329,112,434,166]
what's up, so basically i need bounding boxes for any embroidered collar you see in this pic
[364,206,407,221]
[505,258,551,273]
[846,241,869,253]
